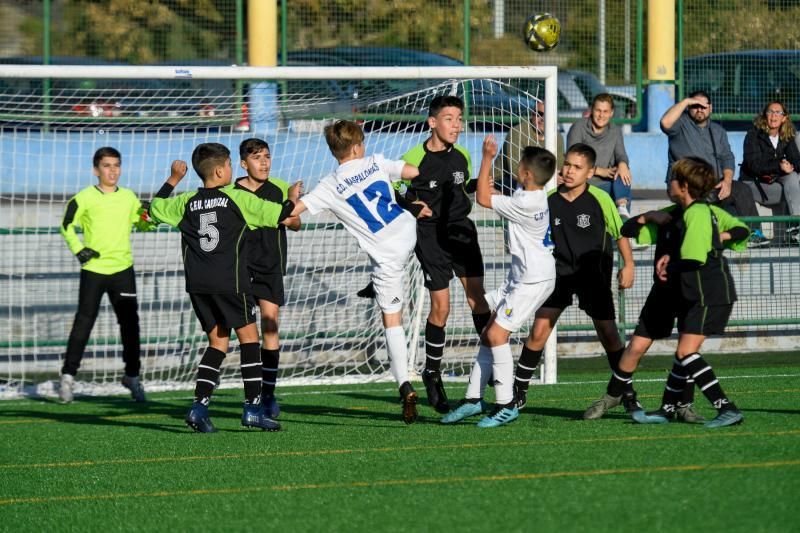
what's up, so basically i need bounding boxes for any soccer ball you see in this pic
[523,13,561,52]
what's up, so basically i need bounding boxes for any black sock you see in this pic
[607,367,633,397]
[680,353,737,411]
[515,346,543,393]
[678,378,696,407]
[659,358,686,414]
[606,347,624,373]
[240,342,262,404]
[471,312,491,336]
[194,347,226,404]
[424,321,446,372]
[261,348,280,397]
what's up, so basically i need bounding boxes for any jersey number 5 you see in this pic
[345,181,404,233]
[198,211,220,252]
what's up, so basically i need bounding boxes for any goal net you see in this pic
[0,64,559,398]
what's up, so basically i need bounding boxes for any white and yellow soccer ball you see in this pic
[523,13,561,52]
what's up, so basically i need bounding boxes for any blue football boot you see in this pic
[242,403,281,431]
[441,399,487,424]
[185,402,217,433]
[477,405,519,428]
[631,408,671,424]
[704,409,743,429]
[262,394,281,419]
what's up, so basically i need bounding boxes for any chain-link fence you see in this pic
[677,0,800,121]
[3,0,796,122]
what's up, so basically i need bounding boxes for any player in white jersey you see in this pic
[289,120,429,423]
[442,136,557,428]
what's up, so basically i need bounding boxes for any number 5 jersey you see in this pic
[149,186,285,294]
[301,154,417,265]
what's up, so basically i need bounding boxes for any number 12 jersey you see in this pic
[301,154,417,264]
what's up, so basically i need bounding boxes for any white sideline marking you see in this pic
[267,372,800,397]
[1,372,798,404]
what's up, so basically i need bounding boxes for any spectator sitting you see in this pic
[740,101,800,242]
[493,100,564,195]
[660,89,769,247]
[567,93,633,218]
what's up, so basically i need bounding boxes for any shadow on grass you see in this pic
[1,396,189,433]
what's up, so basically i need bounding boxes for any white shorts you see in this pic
[371,257,408,314]
[486,277,556,333]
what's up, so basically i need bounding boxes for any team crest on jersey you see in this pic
[554,218,561,226]
[504,307,513,318]
[453,171,465,184]
[429,180,438,189]
[577,214,590,228]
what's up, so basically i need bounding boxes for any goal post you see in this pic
[0,64,560,398]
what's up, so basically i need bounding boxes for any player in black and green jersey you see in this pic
[510,143,637,416]
[396,95,492,413]
[59,147,185,404]
[234,138,301,419]
[614,157,747,428]
[149,143,300,433]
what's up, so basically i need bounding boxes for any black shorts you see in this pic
[250,272,285,306]
[542,260,615,320]
[189,292,257,333]
[633,284,680,340]
[415,218,485,291]
[678,303,733,336]
[633,284,733,338]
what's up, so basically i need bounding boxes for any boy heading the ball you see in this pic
[396,95,492,414]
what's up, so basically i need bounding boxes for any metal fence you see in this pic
[2,0,797,122]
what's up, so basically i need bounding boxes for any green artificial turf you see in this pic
[1,352,798,532]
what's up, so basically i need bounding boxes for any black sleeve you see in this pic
[742,130,781,178]
[277,200,295,223]
[394,189,422,217]
[464,178,478,194]
[621,217,644,238]
[784,138,800,172]
[727,226,750,242]
[153,182,175,199]
[62,198,78,230]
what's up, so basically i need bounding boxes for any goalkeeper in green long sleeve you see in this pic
[58,146,185,403]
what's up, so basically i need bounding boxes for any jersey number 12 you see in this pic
[345,181,403,233]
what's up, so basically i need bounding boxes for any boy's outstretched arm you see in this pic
[288,181,307,218]
[281,182,303,230]
[616,236,635,289]
[476,135,499,208]
[152,160,188,200]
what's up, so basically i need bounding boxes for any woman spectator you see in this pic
[567,93,633,218]
[740,101,800,241]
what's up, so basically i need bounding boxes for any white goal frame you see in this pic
[0,64,560,397]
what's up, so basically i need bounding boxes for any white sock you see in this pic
[466,344,493,400]
[491,343,514,405]
[384,326,409,385]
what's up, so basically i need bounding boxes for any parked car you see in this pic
[0,56,243,130]
[285,47,538,131]
[683,50,800,127]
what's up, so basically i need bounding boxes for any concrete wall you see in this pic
[622,131,747,189]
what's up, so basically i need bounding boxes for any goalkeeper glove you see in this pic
[76,248,100,264]
[133,206,157,232]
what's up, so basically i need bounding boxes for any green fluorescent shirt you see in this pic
[149,185,283,294]
[60,185,141,275]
